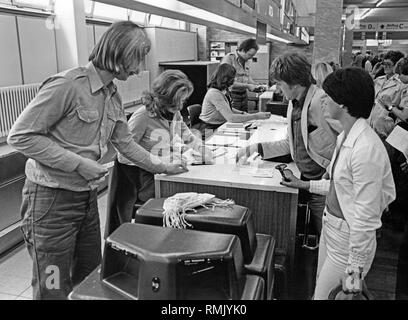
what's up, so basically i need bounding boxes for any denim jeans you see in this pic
[314,210,376,300]
[396,220,408,299]
[20,179,102,300]
[298,189,325,237]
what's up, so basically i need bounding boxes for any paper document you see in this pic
[102,161,115,169]
[231,139,250,148]
[226,123,245,128]
[386,125,408,158]
[212,147,228,158]
[263,115,287,124]
[206,134,239,146]
[233,165,274,178]
[218,127,247,134]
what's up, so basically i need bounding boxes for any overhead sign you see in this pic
[378,22,408,32]
[356,22,378,31]
[301,28,309,44]
[268,5,273,17]
[355,22,408,32]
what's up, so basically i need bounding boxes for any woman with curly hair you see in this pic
[105,69,213,236]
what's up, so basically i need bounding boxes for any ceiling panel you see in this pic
[364,8,408,21]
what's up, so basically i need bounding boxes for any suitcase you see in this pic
[134,198,257,264]
[69,266,265,300]
[100,223,250,300]
[244,234,276,300]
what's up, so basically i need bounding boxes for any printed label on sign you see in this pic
[269,6,273,17]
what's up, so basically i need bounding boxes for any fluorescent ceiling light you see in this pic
[131,0,292,43]
[366,39,378,46]
[376,0,386,7]
[359,8,372,20]
[267,33,291,44]
[131,0,253,33]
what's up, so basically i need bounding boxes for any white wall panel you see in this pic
[94,25,109,44]
[87,24,95,55]
[0,15,22,86]
[114,70,150,106]
[154,28,197,62]
[17,16,58,84]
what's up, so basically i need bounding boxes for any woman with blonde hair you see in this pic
[312,62,333,88]
[105,69,213,236]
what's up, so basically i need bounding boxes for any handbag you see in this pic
[328,281,373,300]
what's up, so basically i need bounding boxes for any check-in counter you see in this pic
[154,117,299,279]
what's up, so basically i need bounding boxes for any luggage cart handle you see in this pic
[298,203,319,251]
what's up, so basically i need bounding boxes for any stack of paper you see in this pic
[234,165,274,178]
[386,125,408,158]
[206,134,239,146]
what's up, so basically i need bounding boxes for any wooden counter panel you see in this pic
[156,180,298,269]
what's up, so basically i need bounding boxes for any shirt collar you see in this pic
[86,62,117,95]
[342,118,369,148]
[292,86,309,108]
[86,62,104,94]
[235,51,246,67]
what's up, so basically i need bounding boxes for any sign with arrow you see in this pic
[355,22,408,32]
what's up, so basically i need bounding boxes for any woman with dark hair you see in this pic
[280,67,395,299]
[369,50,406,137]
[197,63,270,132]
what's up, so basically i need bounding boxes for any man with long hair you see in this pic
[8,21,185,300]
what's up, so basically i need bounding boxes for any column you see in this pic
[342,15,354,67]
[312,0,344,65]
[54,0,88,71]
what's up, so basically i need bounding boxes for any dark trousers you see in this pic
[192,121,222,140]
[104,160,154,238]
[396,221,408,299]
[295,189,326,299]
[230,90,248,112]
[20,179,101,300]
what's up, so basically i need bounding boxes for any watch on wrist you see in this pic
[345,265,363,277]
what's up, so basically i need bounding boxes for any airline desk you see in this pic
[154,117,300,272]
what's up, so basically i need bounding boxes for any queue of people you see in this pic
[6,19,408,300]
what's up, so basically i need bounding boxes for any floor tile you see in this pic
[0,246,32,279]
[19,286,32,299]
[0,275,30,296]
[0,293,19,300]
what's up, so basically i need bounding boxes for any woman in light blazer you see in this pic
[280,67,396,299]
